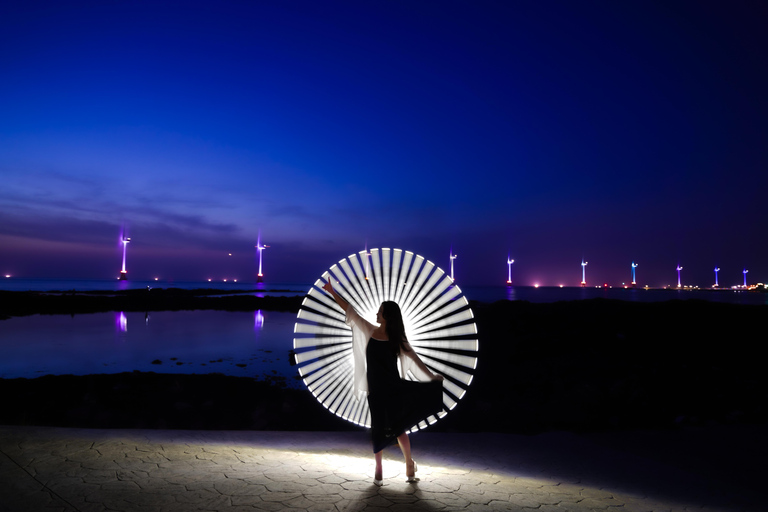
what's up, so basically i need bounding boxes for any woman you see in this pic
[323,280,444,485]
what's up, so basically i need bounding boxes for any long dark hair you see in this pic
[382,301,410,355]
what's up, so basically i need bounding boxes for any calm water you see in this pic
[2,278,767,305]
[1,279,765,382]
[0,309,304,387]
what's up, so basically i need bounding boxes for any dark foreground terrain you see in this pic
[1,291,766,433]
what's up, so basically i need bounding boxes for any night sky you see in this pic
[2,1,766,288]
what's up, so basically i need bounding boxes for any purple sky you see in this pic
[2,1,767,287]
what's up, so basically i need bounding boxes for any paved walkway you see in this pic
[0,426,763,511]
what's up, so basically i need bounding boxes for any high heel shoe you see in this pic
[405,459,419,483]
[374,469,383,486]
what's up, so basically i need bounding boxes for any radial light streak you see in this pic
[293,248,479,432]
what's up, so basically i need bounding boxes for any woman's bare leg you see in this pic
[374,450,383,482]
[397,433,416,478]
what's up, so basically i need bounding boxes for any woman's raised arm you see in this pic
[322,281,350,313]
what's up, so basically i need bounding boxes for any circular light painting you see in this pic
[293,248,478,432]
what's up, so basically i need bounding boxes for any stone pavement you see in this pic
[0,426,763,512]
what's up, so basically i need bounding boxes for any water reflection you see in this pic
[116,311,127,332]
[253,282,266,298]
[0,310,300,386]
[505,286,517,301]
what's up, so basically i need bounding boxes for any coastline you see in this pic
[1,295,765,434]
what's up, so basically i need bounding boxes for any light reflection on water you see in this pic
[0,310,302,387]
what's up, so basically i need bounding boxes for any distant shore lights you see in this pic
[450,250,458,281]
[631,262,638,286]
[506,257,514,285]
[581,260,588,287]
[714,267,720,287]
[119,236,130,280]
[256,232,269,283]
[676,265,683,288]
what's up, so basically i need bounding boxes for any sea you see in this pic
[1,277,764,382]
[1,277,767,306]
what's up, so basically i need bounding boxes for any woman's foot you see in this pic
[374,464,383,486]
[405,459,418,482]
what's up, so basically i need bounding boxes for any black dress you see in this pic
[366,337,443,453]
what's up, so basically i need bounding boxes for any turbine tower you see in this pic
[714,267,720,288]
[743,269,749,287]
[507,256,514,285]
[119,236,131,280]
[449,250,458,281]
[256,233,269,283]
[676,265,683,288]
[581,260,588,287]
[631,262,638,286]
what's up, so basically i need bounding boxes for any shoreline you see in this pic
[2,298,766,433]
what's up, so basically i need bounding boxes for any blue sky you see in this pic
[1,1,766,287]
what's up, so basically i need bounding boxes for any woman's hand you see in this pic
[322,281,333,293]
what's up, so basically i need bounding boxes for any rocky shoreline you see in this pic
[1,292,766,433]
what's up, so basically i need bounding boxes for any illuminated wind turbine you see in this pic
[743,269,749,287]
[450,250,458,281]
[631,262,638,286]
[676,265,683,288]
[714,267,720,287]
[256,233,269,282]
[507,257,514,284]
[581,260,588,287]
[119,236,131,280]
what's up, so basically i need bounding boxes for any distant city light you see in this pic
[4,275,10,278]
[534,283,540,288]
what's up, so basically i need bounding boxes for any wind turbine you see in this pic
[256,233,269,283]
[676,265,683,288]
[119,236,131,280]
[449,250,458,281]
[631,262,638,286]
[581,260,588,287]
[714,267,720,288]
[507,256,514,285]
[743,269,749,287]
